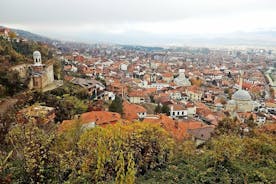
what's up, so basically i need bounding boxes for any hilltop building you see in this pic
[29,51,55,90]
[10,50,63,91]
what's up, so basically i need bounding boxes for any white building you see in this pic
[169,104,188,118]
[120,63,128,71]
[174,69,191,87]
[147,83,170,90]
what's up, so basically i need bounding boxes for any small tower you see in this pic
[33,50,42,66]
[32,51,44,74]
[150,69,157,83]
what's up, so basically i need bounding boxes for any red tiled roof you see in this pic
[58,111,121,132]
[187,85,201,93]
[123,101,147,121]
[143,114,204,140]
[128,90,146,97]
[80,111,121,125]
[170,104,186,111]
[259,123,276,133]
[163,73,173,78]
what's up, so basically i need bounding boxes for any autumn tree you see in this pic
[75,122,173,183]
[0,150,13,183]
[8,31,17,40]
[191,77,202,87]
[138,133,276,183]
[213,117,242,136]
[0,69,28,96]
[6,122,60,183]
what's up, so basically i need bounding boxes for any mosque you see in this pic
[226,71,255,112]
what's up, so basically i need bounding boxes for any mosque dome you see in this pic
[232,89,252,101]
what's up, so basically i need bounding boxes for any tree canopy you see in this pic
[0,106,275,183]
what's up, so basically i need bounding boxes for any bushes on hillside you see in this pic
[2,122,174,183]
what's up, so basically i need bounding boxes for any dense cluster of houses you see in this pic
[16,46,276,144]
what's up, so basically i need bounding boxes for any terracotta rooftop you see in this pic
[143,114,204,140]
[259,123,276,134]
[80,111,121,125]
[163,73,173,78]
[169,104,186,111]
[128,90,147,97]
[187,126,215,141]
[123,101,147,121]
[58,111,121,132]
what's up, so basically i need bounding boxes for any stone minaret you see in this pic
[239,70,244,90]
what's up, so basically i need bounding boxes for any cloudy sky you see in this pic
[1,0,276,45]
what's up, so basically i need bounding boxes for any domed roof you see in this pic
[33,50,41,58]
[232,89,251,101]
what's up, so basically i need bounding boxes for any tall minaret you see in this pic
[239,70,244,90]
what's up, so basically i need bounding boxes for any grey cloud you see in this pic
[1,0,276,45]
[1,0,275,24]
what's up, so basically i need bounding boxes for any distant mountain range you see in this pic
[0,26,98,51]
[2,25,276,48]
[66,30,276,48]
[0,26,56,44]
[11,28,56,43]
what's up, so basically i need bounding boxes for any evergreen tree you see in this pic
[161,104,170,116]
[109,96,123,115]
[154,103,162,114]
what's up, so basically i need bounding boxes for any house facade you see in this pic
[169,104,188,118]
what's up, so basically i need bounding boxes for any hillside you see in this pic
[0,31,55,97]
[11,28,55,44]
[0,37,53,67]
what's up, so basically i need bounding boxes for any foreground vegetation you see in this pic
[138,133,276,183]
[0,118,275,183]
[1,122,174,183]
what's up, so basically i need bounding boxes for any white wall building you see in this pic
[169,104,188,118]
